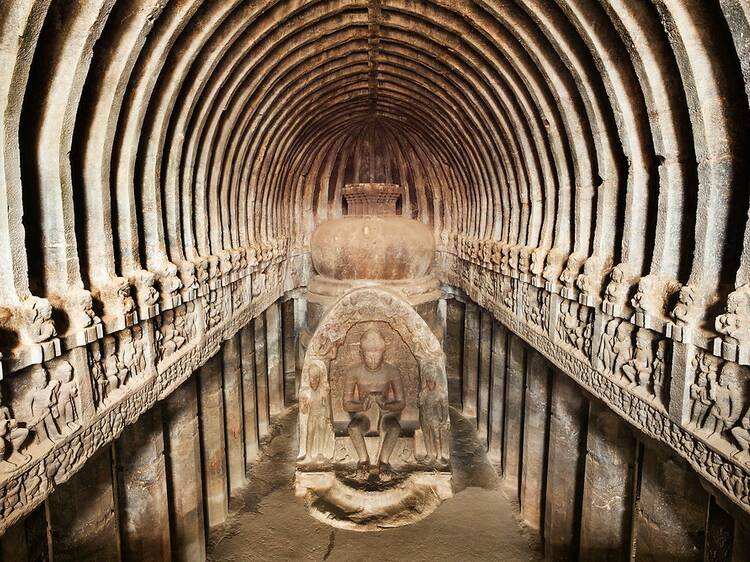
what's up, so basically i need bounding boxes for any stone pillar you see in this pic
[520,351,551,531]
[733,518,750,561]
[544,371,588,561]
[462,301,480,420]
[222,333,246,494]
[45,446,120,561]
[198,353,228,529]
[477,310,493,446]
[266,302,284,416]
[294,296,307,394]
[0,507,48,561]
[488,321,507,462]
[445,298,465,407]
[163,377,206,562]
[436,296,447,345]
[282,298,297,405]
[240,322,260,466]
[503,333,526,495]
[704,496,734,562]
[254,315,271,438]
[579,400,636,561]
[115,407,171,562]
[632,442,707,561]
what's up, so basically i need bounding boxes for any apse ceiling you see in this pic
[0,0,749,307]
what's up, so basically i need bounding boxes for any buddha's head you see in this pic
[360,329,386,371]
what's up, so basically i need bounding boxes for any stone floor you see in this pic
[207,408,543,561]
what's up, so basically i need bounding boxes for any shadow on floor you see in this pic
[207,407,543,562]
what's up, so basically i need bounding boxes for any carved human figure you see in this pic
[52,361,78,430]
[690,370,712,427]
[652,344,666,404]
[299,362,331,462]
[30,366,62,444]
[703,363,744,436]
[730,406,750,464]
[0,388,30,467]
[72,289,101,329]
[622,330,654,389]
[121,328,136,369]
[89,342,108,406]
[115,278,136,316]
[132,325,147,373]
[105,347,127,389]
[22,297,56,343]
[672,285,697,326]
[612,322,634,378]
[418,366,449,464]
[343,329,405,473]
[594,319,618,373]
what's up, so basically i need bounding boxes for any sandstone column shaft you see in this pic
[520,350,551,531]
[0,507,48,561]
[477,309,493,447]
[632,443,707,561]
[488,320,507,462]
[544,371,588,562]
[240,322,260,466]
[503,333,526,495]
[282,298,297,405]
[579,400,636,561]
[163,376,206,562]
[254,315,271,438]
[115,407,171,562]
[705,497,734,562]
[198,353,228,529]
[445,298,465,407]
[46,446,121,562]
[222,333,246,494]
[294,297,307,395]
[265,303,284,415]
[462,301,480,420]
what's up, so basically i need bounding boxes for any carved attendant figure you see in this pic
[419,366,449,464]
[89,342,108,406]
[299,362,331,462]
[30,366,62,444]
[0,388,30,466]
[343,329,405,473]
[704,363,744,436]
[53,361,79,430]
[731,406,750,464]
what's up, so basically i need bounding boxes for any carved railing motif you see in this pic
[437,235,750,515]
[0,240,311,534]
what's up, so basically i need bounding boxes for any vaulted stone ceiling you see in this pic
[3,0,750,552]
[3,0,749,326]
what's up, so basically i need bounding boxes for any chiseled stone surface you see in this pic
[544,371,588,562]
[163,377,206,562]
[520,351,551,531]
[462,302,480,421]
[445,299,465,407]
[254,315,271,439]
[46,446,121,562]
[2,0,750,556]
[240,323,260,467]
[632,444,708,561]
[488,321,508,463]
[197,353,228,530]
[503,333,527,497]
[266,303,284,416]
[579,401,636,561]
[477,310,493,446]
[222,333,246,494]
[115,407,171,562]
